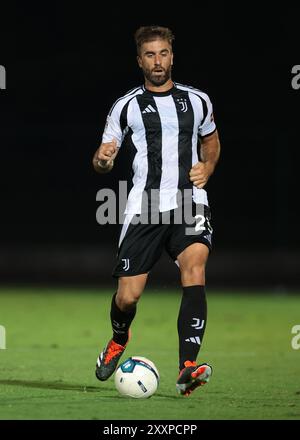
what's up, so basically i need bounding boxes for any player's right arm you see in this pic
[92,100,125,174]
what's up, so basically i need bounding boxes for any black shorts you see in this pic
[112,202,213,278]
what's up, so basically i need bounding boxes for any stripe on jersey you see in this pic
[124,98,149,215]
[175,82,208,126]
[172,90,194,188]
[120,99,131,132]
[136,94,162,212]
[153,95,180,212]
[122,126,137,196]
[118,213,135,249]
[199,95,208,127]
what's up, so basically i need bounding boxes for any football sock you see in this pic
[177,285,207,371]
[110,292,136,346]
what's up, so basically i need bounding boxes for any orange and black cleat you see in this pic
[176,361,212,396]
[95,333,130,381]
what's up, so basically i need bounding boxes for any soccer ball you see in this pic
[114,356,159,398]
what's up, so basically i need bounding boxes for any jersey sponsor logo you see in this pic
[176,98,188,112]
[142,104,156,114]
[122,258,130,271]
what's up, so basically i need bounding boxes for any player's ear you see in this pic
[137,55,142,68]
[171,53,174,66]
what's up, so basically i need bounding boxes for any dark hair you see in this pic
[134,26,175,55]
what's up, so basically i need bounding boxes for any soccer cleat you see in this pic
[176,361,212,396]
[95,333,130,381]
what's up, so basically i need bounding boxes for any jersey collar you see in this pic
[142,83,177,97]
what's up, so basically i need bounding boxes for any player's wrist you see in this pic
[203,161,215,175]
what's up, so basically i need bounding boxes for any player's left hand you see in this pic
[189,162,214,189]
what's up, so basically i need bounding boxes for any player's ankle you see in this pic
[112,332,129,347]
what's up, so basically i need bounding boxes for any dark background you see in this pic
[0,3,299,288]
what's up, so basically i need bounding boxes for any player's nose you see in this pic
[154,55,161,65]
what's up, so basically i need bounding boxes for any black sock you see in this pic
[110,293,136,346]
[177,285,207,371]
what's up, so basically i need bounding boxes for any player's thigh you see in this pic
[176,243,209,286]
[112,215,169,279]
[176,242,209,271]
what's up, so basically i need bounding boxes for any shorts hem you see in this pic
[112,270,150,279]
[169,237,212,261]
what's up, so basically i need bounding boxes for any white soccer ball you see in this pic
[114,356,159,398]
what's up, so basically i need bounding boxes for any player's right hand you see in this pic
[97,138,118,166]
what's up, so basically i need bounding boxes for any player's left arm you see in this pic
[189,130,221,189]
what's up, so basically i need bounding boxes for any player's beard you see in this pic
[143,65,172,87]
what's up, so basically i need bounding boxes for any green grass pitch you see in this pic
[0,287,300,420]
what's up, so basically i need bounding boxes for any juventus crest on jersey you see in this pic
[102,82,217,214]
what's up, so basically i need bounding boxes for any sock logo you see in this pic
[185,336,201,345]
[191,318,205,330]
[112,320,126,334]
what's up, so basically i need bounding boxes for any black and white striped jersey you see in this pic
[101,82,217,214]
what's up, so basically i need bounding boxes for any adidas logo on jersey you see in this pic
[185,336,201,345]
[142,104,156,114]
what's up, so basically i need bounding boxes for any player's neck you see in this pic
[144,78,174,93]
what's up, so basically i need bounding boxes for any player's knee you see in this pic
[116,292,140,311]
[181,264,206,285]
[116,280,143,311]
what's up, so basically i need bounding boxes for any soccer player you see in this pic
[92,26,221,396]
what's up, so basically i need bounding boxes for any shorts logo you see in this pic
[122,258,130,271]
